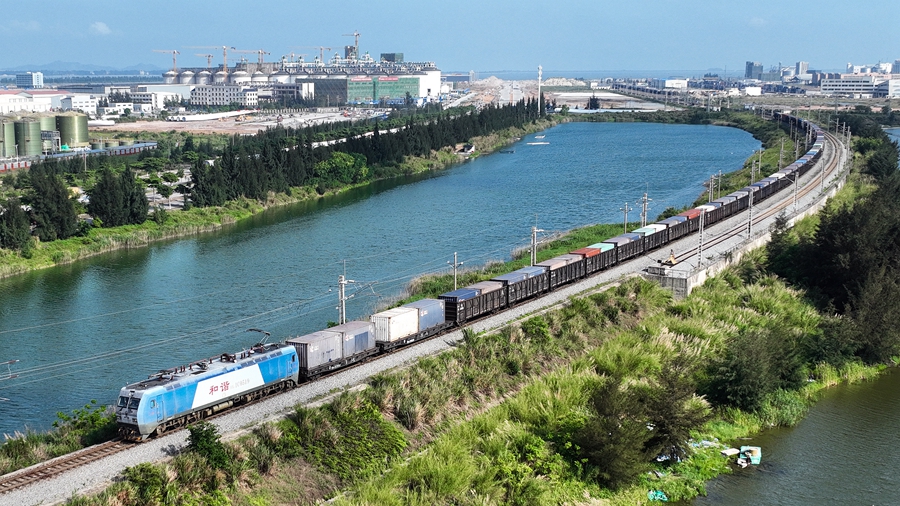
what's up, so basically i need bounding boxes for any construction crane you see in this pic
[232,48,270,65]
[186,46,234,75]
[153,49,180,73]
[342,30,360,59]
[296,46,333,62]
[195,53,214,69]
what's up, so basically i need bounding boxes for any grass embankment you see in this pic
[0,118,560,280]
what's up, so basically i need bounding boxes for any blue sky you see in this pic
[2,0,897,76]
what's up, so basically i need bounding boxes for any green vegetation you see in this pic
[0,400,116,475]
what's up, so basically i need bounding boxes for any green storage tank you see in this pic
[119,139,134,146]
[56,113,89,147]
[14,119,42,157]
[90,141,103,150]
[0,119,15,158]
[105,140,120,148]
[39,115,57,152]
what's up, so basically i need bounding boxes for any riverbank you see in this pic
[0,117,562,280]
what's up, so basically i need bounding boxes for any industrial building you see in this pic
[820,74,889,98]
[15,72,44,89]
[162,49,441,105]
[60,94,100,114]
[745,61,763,80]
[190,85,258,107]
[648,78,688,90]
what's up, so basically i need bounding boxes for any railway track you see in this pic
[673,132,843,261]
[0,439,130,494]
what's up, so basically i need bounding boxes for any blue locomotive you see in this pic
[116,343,298,440]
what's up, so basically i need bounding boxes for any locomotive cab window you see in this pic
[117,396,129,408]
[128,398,140,410]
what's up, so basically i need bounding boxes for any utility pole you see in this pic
[639,191,651,228]
[697,210,706,267]
[531,225,544,266]
[448,252,463,290]
[620,203,632,233]
[717,170,723,199]
[708,175,715,202]
[537,65,542,114]
[779,138,784,169]
[747,189,753,237]
[793,172,799,209]
[337,273,355,325]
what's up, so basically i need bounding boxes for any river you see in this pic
[0,122,759,435]
[693,369,900,505]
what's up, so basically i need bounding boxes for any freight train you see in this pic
[115,115,826,441]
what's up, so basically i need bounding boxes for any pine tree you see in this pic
[0,198,32,251]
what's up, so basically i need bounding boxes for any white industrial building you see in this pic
[648,78,688,90]
[15,72,44,89]
[98,102,135,117]
[131,91,181,111]
[820,74,891,98]
[60,94,99,115]
[190,85,258,107]
[874,79,900,98]
[0,90,60,113]
[133,84,194,101]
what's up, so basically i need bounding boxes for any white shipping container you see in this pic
[371,307,419,342]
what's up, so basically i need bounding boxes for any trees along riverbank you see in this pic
[59,114,900,505]
[0,101,555,279]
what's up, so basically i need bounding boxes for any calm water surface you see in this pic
[693,369,900,505]
[0,122,759,434]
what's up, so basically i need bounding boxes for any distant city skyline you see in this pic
[1,0,895,75]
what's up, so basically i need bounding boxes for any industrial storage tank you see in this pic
[270,70,291,84]
[90,141,103,150]
[251,71,268,84]
[231,70,250,84]
[39,114,57,152]
[119,139,134,146]
[195,70,211,85]
[163,70,178,84]
[14,119,42,157]
[56,113,89,148]
[178,70,195,84]
[214,70,228,83]
[0,118,15,158]
[105,140,120,148]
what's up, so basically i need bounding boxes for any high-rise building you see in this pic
[893,60,900,74]
[380,53,404,63]
[796,61,809,75]
[745,61,763,80]
[15,72,43,89]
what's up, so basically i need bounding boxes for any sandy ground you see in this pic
[91,109,391,136]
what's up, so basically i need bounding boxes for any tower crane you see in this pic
[342,30,360,59]
[186,46,234,75]
[195,53,214,69]
[296,46,333,62]
[152,50,180,73]
[232,49,270,65]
